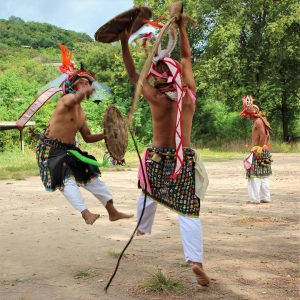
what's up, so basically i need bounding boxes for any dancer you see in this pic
[34,45,133,224]
[240,95,272,204]
[121,14,210,286]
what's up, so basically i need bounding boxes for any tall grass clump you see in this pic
[141,269,186,294]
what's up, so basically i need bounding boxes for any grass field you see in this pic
[0,150,39,180]
[0,141,298,180]
[0,148,243,180]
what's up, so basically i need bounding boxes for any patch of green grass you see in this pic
[198,148,243,161]
[271,141,300,153]
[107,249,128,259]
[73,270,91,279]
[195,139,300,153]
[0,150,38,180]
[141,269,186,294]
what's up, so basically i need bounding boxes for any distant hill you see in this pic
[0,16,93,49]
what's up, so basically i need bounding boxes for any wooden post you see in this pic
[20,129,24,153]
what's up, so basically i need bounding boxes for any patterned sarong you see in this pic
[35,135,100,191]
[138,147,200,217]
[246,150,272,179]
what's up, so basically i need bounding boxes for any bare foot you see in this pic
[81,209,100,225]
[136,230,145,236]
[192,264,210,287]
[109,211,134,222]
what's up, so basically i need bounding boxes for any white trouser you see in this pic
[61,177,113,212]
[247,177,270,202]
[137,194,203,263]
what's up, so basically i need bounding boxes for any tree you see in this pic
[134,0,300,141]
[0,17,92,49]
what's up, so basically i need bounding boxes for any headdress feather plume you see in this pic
[59,44,74,73]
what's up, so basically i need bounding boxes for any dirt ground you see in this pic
[0,153,299,300]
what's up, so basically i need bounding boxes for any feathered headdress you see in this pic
[16,45,104,130]
[240,95,272,132]
[58,44,95,94]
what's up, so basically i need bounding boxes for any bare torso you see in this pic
[252,118,269,147]
[45,95,86,144]
[120,19,196,149]
[145,92,195,148]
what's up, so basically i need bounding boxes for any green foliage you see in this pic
[0,17,92,49]
[1,3,300,152]
[198,0,300,140]
[0,28,111,151]
[0,46,63,150]
[192,99,251,144]
[74,41,153,143]
[134,0,300,142]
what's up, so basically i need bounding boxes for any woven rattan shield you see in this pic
[103,105,128,162]
[95,7,152,43]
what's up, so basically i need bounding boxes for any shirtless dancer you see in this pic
[36,67,133,224]
[240,96,272,204]
[121,15,210,286]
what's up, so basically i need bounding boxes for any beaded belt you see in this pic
[40,134,76,151]
[147,147,194,163]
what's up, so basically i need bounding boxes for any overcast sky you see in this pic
[0,0,135,37]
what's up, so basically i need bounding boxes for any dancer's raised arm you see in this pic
[120,30,161,104]
[120,30,139,83]
[177,16,196,93]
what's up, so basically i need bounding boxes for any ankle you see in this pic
[81,209,89,216]
[105,201,118,216]
[192,262,203,269]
